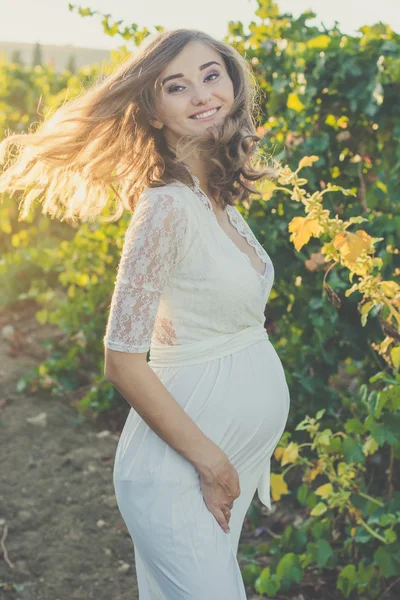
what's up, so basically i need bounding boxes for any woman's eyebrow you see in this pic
[161,61,221,87]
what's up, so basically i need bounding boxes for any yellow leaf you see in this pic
[348,506,363,522]
[307,34,331,49]
[315,483,333,499]
[363,435,379,456]
[361,301,374,316]
[333,230,372,263]
[298,155,319,170]
[304,459,324,483]
[380,337,393,354]
[76,273,90,287]
[11,233,20,247]
[270,473,289,502]
[287,93,305,112]
[390,346,400,371]
[317,428,332,446]
[310,502,328,516]
[257,178,277,201]
[1,221,11,234]
[345,282,359,298]
[351,527,357,536]
[35,309,48,325]
[289,216,323,251]
[380,281,399,298]
[304,468,318,483]
[360,301,374,326]
[274,447,285,461]
[281,442,299,466]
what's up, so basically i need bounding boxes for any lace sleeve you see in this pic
[103,191,187,353]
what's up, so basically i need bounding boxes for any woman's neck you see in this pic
[179,160,211,197]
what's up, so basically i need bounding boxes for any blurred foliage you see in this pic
[1,0,400,597]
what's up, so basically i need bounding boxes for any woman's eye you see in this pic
[167,72,220,94]
[205,72,219,82]
[167,84,184,94]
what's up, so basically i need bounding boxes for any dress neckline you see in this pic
[172,170,270,281]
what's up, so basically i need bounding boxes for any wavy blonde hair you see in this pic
[0,28,279,223]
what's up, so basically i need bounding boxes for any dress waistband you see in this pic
[148,324,269,368]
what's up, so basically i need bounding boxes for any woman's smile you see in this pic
[189,106,222,121]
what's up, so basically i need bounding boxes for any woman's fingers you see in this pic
[217,509,230,533]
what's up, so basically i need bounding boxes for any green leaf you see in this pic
[276,553,303,584]
[241,563,261,586]
[374,545,400,577]
[337,564,356,598]
[367,417,398,445]
[342,437,365,463]
[296,484,309,505]
[255,567,281,596]
[315,539,334,567]
[317,428,333,446]
[384,530,397,544]
[311,519,331,540]
[345,418,366,434]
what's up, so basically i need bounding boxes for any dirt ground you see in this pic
[0,301,374,600]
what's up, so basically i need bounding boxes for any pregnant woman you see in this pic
[0,28,290,599]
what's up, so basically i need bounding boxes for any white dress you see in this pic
[103,176,290,599]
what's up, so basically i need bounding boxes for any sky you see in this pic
[0,0,399,50]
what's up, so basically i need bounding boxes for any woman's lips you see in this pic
[189,106,221,121]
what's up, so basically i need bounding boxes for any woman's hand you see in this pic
[197,448,241,533]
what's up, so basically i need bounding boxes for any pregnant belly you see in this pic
[149,338,290,471]
[113,338,290,484]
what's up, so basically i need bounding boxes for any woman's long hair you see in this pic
[0,28,279,223]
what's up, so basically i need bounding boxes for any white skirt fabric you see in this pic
[113,334,290,599]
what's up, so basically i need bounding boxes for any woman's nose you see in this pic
[191,88,212,105]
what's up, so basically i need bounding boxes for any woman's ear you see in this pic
[150,120,164,130]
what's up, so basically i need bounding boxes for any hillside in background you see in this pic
[0,40,112,71]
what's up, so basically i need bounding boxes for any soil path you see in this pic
[0,302,139,600]
[0,302,271,600]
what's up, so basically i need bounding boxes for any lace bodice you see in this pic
[189,173,272,279]
[103,180,275,355]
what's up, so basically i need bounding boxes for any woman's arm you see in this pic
[105,351,223,475]
[103,190,224,477]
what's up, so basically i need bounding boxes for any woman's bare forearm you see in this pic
[105,359,221,474]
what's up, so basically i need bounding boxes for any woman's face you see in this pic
[153,41,235,149]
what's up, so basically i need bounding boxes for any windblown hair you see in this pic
[0,28,279,223]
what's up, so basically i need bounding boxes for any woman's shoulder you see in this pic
[138,181,190,210]
[134,183,191,226]
[142,181,188,197]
